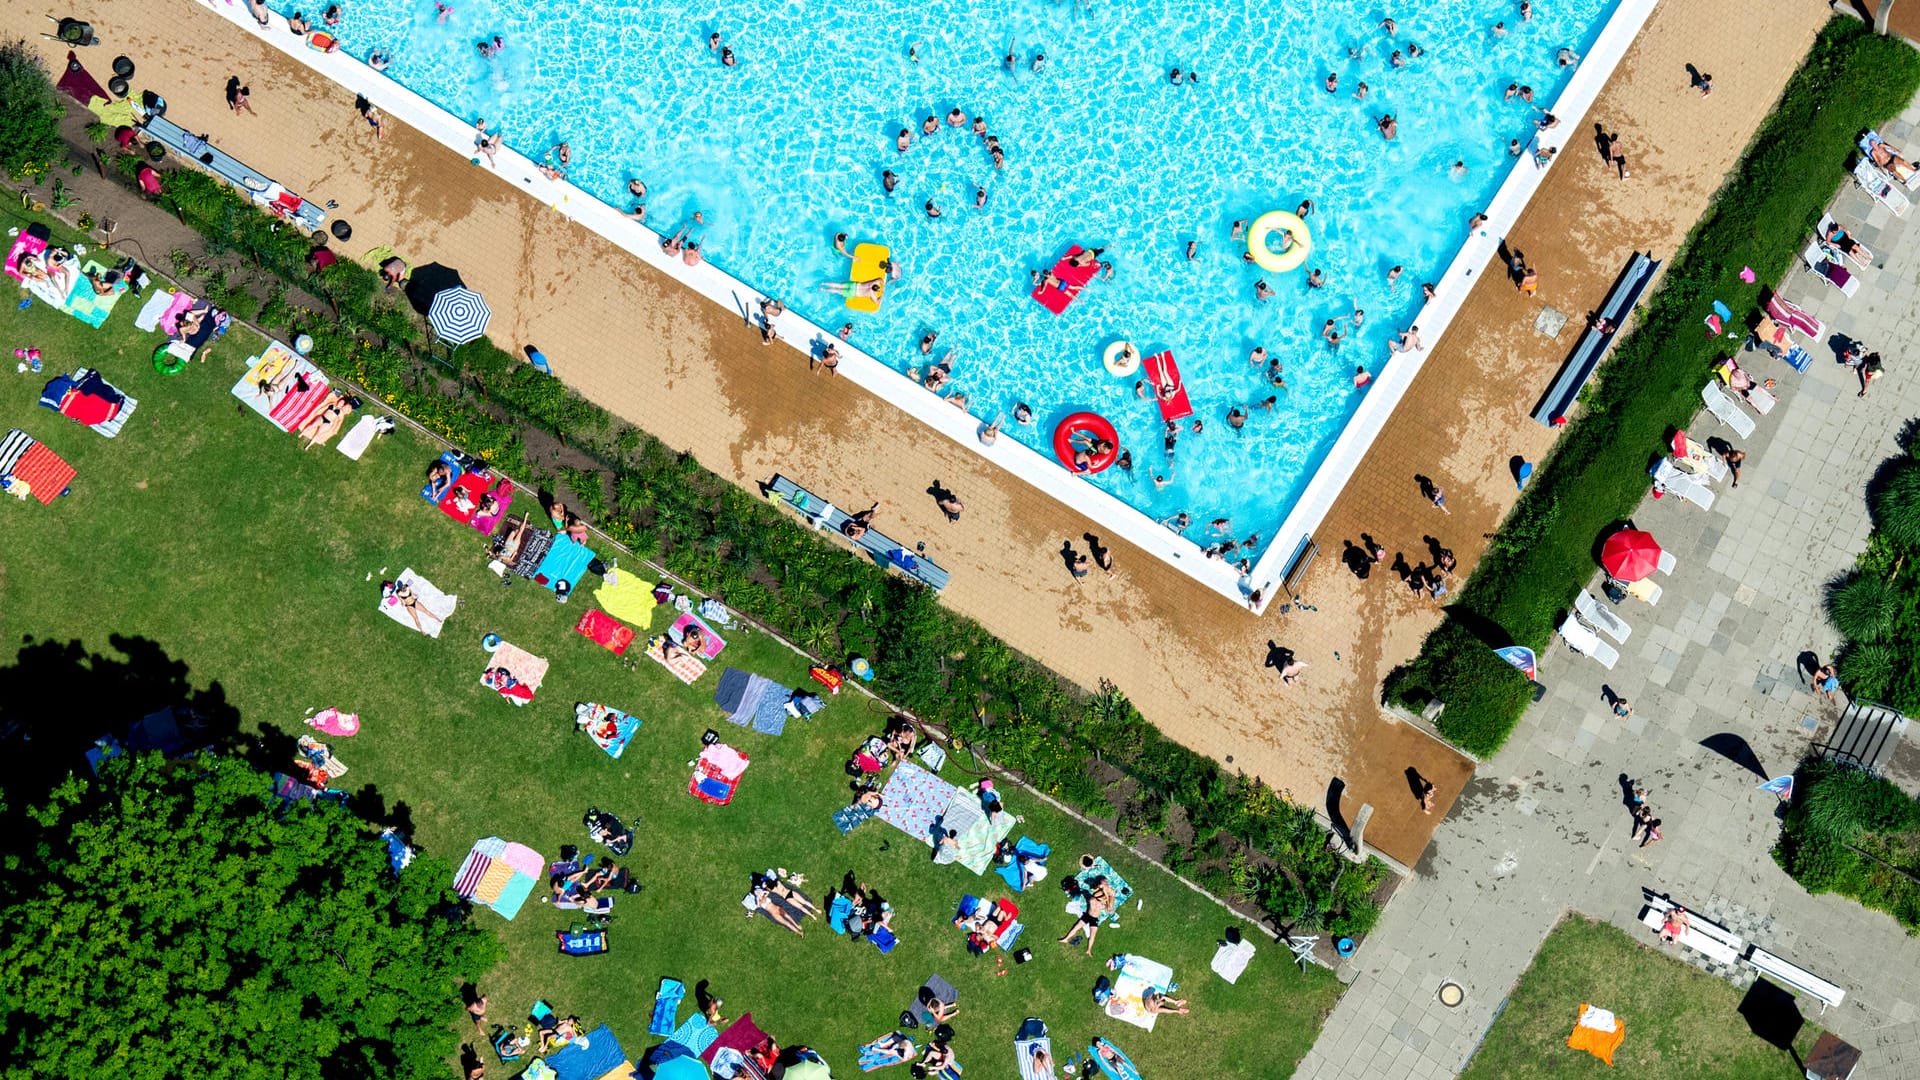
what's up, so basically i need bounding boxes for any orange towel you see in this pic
[1566,1003,1625,1066]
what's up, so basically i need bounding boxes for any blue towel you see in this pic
[670,1014,718,1056]
[534,534,595,591]
[751,687,791,736]
[650,977,685,1035]
[870,925,898,953]
[713,667,752,714]
[1783,346,1811,373]
[547,1024,625,1080]
[829,894,853,934]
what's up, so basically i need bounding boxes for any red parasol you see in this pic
[1601,529,1663,582]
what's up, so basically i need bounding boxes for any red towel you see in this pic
[269,375,332,432]
[13,442,75,504]
[58,389,120,427]
[574,609,635,656]
[438,471,492,524]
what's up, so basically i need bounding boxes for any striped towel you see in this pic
[452,851,494,898]
[270,375,332,432]
[648,639,707,684]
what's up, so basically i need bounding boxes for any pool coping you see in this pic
[196,0,1658,612]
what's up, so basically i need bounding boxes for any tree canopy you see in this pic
[0,753,498,1080]
[0,38,66,181]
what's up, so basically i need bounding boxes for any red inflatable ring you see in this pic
[1054,412,1119,473]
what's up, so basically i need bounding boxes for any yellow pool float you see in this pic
[1102,340,1140,376]
[1248,211,1311,273]
[846,242,890,312]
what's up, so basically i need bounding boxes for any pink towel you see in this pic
[270,376,333,432]
[306,707,360,737]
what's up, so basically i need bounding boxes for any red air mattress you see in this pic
[1030,246,1100,314]
[1143,351,1193,421]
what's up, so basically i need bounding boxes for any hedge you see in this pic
[99,137,1389,933]
[1387,20,1920,758]
[1774,758,1920,933]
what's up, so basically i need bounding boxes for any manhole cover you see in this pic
[1534,306,1569,339]
[1438,981,1466,1008]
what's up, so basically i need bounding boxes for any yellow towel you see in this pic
[472,859,516,905]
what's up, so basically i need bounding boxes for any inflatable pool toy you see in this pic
[1102,340,1140,377]
[1248,210,1311,273]
[846,242,890,313]
[307,32,341,53]
[294,333,314,355]
[1143,350,1193,421]
[1053,412,1119,473]
[152,340,188,375]
[1032,245,1101,314]
[482,633,502,652]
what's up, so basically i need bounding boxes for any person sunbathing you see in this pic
[841,502,879,540]
[1823,221,1863,257]
[1870,138,1916,181]
[388,580,441,632]
[1059,879,1116,954]
[425,461,455,500]
[1659,905,1690,944]
[1143,988,1190,1015]
[678,624,709,656]
[866,1033,916,1066]
[537,1016,580,1054]
[749,878,807,934]
[450,485,478,516]
[298,393,352,449]
[758,872,819,917]
[474,491,501,519]
[886,720,917,757]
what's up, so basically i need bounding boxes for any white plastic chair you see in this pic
[1652,459,1715,511]
[1702,382,1756,438]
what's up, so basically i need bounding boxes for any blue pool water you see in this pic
[300,0,1615,554]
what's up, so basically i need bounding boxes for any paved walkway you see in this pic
[1293,97,1920,1080]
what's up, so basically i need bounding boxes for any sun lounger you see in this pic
[1800,241,1860,297]
[1701,381,1756,438]
[1853,158,1911,217]
[1533,252,1660,425]
[142,113,329,233]
[0,429,74,505]
[1656,550,1676,575]
[1651,459,1715,511]
[768,475,951,590]
[1817,214,1875,268]
[1861,130,1920,189]
[1623,576,1662,605]
[1573,591,1631,643]
[1557,615,1620,669]
[378,569,456,638]
[1640,896,1741,966]
[1671,432,1729,481]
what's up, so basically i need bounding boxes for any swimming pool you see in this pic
[280,0,1615,564]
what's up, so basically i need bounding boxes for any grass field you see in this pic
[1461,916,1821,1080]
[0,212,1339,1076]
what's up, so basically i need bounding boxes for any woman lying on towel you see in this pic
[747,871,819,933]
[298,392,354,449]
[482,665,534,704]
[426,459,455,501]
[387,580,444,633]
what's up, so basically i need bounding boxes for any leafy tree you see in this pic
[1873,457,1920,551]
[0,753,499,1080]
[0,38,66,181]
[1827,573,1900,644]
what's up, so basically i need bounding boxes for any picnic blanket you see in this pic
[62,261,127,328]
[1567,1003,1625,1066]
[996,836,1050,892]
[595,570,659,625]
[713,668,794,736]
[483,643,548,705]
[1068,857,1134,924]
[1105,955,1174,1032]
[1211,938,1256,984]
[231,344,328,431]
[535,533,596,591]
[876,762,961,845]
[575,702,639,759]
[646,636,708,684]
[859,1032,918,1072]
[452,837,544,920]
[0,428,75,505]
[575,609,635,656]
[503,520,555,578]
[701,1014,772,1067]
[670,613,727,658]
[934,788,1014,874]
[438,470,497,526]
[40,368,136,438]
[135,288,187,332]
[377,570,457,638]
[306,707,361,737]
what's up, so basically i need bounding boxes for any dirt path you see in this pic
[6,0,1831,865]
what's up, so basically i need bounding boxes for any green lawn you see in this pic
[0,215,1338,1076]
[1462,916,1821,1080]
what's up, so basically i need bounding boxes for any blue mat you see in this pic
[650,977,685,1036]
[547,1024,625,1080]
[420,450,463,502]
[534,534,596,591]
[996,836,1051,892]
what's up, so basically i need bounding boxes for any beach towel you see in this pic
[41,369,136,437]
[1014,1019,1053,1080]
[648,637,708,685]
[750,683,793,737]
[575,609,635,656]
[669,1014,719,1057]
[483,643,548,704]
[306,707,360,737]
[1567,1003,1625,1066]
[231,345,326,430]
[0,429,74,505]
[996,837,1050,892]
[575,702,640,759]
[378,570,456,638]
[62,261,128,328]
[557,929,608,956]
[1212,938,1256,983]
[534,533,596,592]
[438,470,495,526]
[1104,955,1174,1032]
[671,613,727,658]
[651,978,686,1036]
[1782,346,1812,374]
[470,483,512,533]
[595,570,659,625]
[1068,858,1134,923]
[134,288,180,332]
[834,799,881,835]
[937,788,1013,874]
[714,667,754,715]
[876,763,960,845]
[546,1024,625,1080]
[154,291,199,335]
[859,1033,917,1072]
[454,838,540,920]
[335,414,389,460]
[700,1014,771,1067]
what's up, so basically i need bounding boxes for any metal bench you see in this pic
[1640,898,1741,966]
[766,475,950,591]
[1744,946,1846,1012]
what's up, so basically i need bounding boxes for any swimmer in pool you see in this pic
[1378,114,1398,139]
[721,46,737,66]
[1504,83,1519,102]
[920,332,937,354]
[837,322,853,340]
[882,170,900,193]
[1230,219,1247,240]
[708,32,721,51]
[972,116,988,137]
[975,187,987,208]
[1324,74,1338,93]
[1031,53,1045,73]
[1249,346,1267,366]
[925,199,941,219]
[895,129,911,152]
[834,232,851,256]
[1013,402,1034,425]
[1323,319,1344,347]
[921,115,938,136]
[1305,268,1324,288]
[1116,449,1134,473]
[1227,406,1247,430]
[628,179,647,199]
[1297,199,1314,217]
[991,149,1006,170]
[1390,50,1405,68]
[1353,81,1369,101]
[1450,160,1467,178]
[1186,239,1198,260]
[947,108,965,126]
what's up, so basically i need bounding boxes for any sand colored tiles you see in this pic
[12,0,1832,866]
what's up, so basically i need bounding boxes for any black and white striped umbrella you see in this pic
[427,287,490,345]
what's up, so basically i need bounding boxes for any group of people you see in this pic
[888,104,1007,210]
[1627,783,1664,848]
[545,851,633,914]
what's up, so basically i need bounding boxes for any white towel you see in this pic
[1211,939,1256,984]
[377,569,457,638]
[134,289,175,332]
[1578,1005,1619,1033]
[335,414,388,460]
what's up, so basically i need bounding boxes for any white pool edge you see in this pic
[196,0,1659,613]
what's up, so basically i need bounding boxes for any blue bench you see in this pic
[767,475,950,591]
[1532,251,1661,426]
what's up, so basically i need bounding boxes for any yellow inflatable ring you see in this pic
[1248,211,1311,273]
[1103,340,1140,376]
